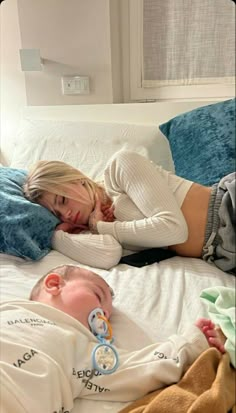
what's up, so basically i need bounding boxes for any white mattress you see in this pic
[2,100,234,411]
[1,251,234,413]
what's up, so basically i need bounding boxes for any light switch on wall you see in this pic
[61,76,90,95]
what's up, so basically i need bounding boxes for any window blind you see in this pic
[142,0,235,87]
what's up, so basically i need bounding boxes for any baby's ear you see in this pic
[44,273,64,296]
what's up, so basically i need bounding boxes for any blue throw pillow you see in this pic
[0,167,59,260]
[159,99,236,186]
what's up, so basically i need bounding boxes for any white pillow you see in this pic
[11,119,174,179]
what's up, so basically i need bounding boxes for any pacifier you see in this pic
[88,308,119,375]
[88,308,110,337]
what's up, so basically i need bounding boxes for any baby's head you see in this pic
[30,264,113,329]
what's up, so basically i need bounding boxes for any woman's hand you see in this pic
[101,203,115,222]
[89,198,114,233]
[55,222,88,234]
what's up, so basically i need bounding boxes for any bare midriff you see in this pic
[169,183,212,258]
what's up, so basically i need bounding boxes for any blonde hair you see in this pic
[23,160,103,206]
[29,264,77,301]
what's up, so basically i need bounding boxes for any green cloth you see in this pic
[200,286,236,367]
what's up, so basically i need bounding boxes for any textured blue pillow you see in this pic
[0,167,59,260]
[159,99,236,186]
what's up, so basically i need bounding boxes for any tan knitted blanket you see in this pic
[119,348,236,413]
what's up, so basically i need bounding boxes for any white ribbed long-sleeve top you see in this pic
[52,150,193,269]
[97,150,193,250]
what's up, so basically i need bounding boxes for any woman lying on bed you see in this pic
[23,150,235,274]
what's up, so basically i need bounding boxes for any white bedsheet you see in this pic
[0,252,234,413]
[2,99,234,411]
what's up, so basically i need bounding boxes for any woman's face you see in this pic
[40,181,94,226]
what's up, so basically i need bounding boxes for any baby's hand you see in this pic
[195,318,226,354]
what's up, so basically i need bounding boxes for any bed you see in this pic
[0,98,235,412]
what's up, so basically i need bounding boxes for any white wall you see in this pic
[0,0,27,165]
[0,0,124,164]
[18,0,116,105]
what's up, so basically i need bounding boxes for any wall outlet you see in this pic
[61,76,90,95]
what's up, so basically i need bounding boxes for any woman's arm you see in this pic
[97,151,189,248]
[51,230,122,269]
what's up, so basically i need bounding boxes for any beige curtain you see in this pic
[142,0,235,86]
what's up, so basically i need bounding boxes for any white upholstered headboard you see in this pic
[2,100,220,167]
[23,100,219,124]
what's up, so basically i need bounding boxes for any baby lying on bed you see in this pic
[0,264,225,413]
